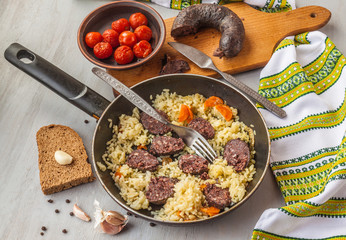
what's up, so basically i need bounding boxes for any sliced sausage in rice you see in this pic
[200,172,210,180]
[178,154,208,175]
[140,110,172,135]
[146,176,177,205]
[223,139,250,172]
[203,183,232,209]
[187,117,215,139]
[150,136,185,156]
[126,149,159,172]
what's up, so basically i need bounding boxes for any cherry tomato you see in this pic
[111,18,130,33]
[93,42,113,59]
[133,40,152,58]
[134,25,152,42]
[85,32,103,48]
[102,29,119,48]
[129,12,148,30]
[114,45,134,65]
[119,31,137,48]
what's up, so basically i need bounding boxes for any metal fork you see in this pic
[92,67,217,163]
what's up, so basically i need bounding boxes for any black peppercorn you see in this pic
[41,226,47,231]
[55,209,60,213]
[62,229,68,234]
[65,199,70,203]
[69,212,74,216]
[47,199,53,203]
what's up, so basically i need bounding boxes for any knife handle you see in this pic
[218,71,287,118]
[4,43,110,119]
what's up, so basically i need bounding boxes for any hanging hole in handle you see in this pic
[310,13,317,18]
[17,50,35,64]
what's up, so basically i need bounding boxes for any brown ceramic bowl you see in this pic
[77,1,166,70]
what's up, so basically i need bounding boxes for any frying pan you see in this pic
[5,43,270,225]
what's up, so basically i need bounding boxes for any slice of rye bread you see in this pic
[36,124,95,195]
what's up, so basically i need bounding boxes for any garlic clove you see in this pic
[54,150,73,165]
[108,210,126,221]
[100,220,122,235]
[105,215,125,226]
[73,204,91,222]
[105,211,126,225]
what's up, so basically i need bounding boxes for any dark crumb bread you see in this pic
[36,124,95,195]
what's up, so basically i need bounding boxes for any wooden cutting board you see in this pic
[108,3,331,87]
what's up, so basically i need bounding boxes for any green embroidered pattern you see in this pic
[257,37,345,110]
[269,93,346,141]
[274,135,346,204]
[258,63,313,108]
[170,0,192,9]
[280,198,346,218]
[169,0,240,9]
[305,50,344,95]
[271,146,339,170]
[274,38,295,52]
[252,229,346,240]
[252,2,346,240]
[255,0,292,13]
[167,0,290,11]
[279,166,346,205]
[295,32,311,45]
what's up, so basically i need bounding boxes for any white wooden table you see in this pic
[0,1,345,239]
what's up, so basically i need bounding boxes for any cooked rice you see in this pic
[101,90,256,221]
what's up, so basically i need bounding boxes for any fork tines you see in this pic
[191,138,217,163]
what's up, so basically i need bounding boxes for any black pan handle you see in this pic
[4,43,110,120]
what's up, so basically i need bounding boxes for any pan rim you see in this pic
[91,73,271,225]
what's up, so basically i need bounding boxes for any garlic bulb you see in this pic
[94,200,128,235]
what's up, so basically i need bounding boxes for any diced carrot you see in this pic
[200,207,220,217]
[200,184,207,190]
[137,145,147,150]
[204,96,224,110]
[186,106,193,123]
[178,104,193,123]
[215,104,233,121]
[115,167,122,178]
